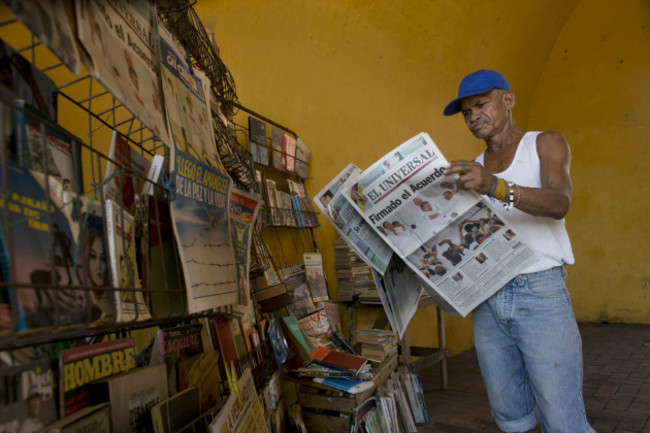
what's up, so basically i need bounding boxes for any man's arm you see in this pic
[444,130,572,219]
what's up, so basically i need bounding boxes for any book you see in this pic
[252,282,289,303]
[309,346,368,375]
[256,292,293,312]
[59,337,137,417]
[104,199,152,322]
[268,318,288,370]
[263,179,280,225]
[210,316,245,367]
[248,116,268,166]
[280,315,315,361]
[270,126,284,169]
[90,363,168,433]
[312,377,374,395]
[150,386,201,433]
[0,38,58,120]
[281,132,296,172]
[294,138,310,179]
[177,350,222,413]
[0,358,58,432]
[0,162,97,330]
[303,252,330,301]
[14,100,83,194]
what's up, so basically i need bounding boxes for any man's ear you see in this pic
[504,91,515,110]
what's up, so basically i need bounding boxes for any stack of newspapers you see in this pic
[334,237,375,302]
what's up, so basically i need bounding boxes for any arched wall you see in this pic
[193,0,650,352]
[530,0,650,323]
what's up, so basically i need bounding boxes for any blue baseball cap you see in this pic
[443,69,510,116]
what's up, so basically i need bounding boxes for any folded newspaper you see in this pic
[316,132,537,318]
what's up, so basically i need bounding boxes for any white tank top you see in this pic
[475,131,575,273]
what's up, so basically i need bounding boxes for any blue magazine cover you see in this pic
[0,162,100,330]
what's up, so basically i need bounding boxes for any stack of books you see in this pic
[356,329,399,363]
[288,345,374,395]
[333,238,374,302]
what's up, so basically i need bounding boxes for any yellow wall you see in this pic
[4,0,646,356]
[196,0,593,354]
[197,0,650,353]
[530,0,650,323]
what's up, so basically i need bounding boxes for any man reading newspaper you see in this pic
[443,69,594,433]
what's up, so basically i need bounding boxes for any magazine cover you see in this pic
[0,358,58,432]
[75,0,170,144]
[0,162,99,330]
[229,188,262,306]
[76,199,115,323]
[14,100,83,195]
[105,199,152,322]
[59,337,137,417]
[2,0,82,76]
[170,148,238,314]
[280,265,315,318]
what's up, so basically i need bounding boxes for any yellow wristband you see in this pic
[492,177,507,201]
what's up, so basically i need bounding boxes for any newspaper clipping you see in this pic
[338,132,537,317]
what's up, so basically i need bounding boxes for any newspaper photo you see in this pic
[314,163,393,274]
[342,132,537,316]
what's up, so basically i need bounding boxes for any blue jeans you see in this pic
[473,267,595,433]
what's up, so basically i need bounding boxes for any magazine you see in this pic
[341,132,537,316]
[0,358,58,432]
[59,337,137,416]
[302,252,330,302]
[0,162,98,330]
[105,199,152,322]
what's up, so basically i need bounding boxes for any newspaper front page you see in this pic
[315,164,422,337]
[314,163,393,274]
[342,133,537,317]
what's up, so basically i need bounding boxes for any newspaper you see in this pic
[314,164,421,337]
[208,368,269,433]
[314,163,393,274]
[75,0,170,145]
[371,257,423,339]
[229,189,263,306]
[341,132,537,317]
